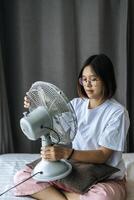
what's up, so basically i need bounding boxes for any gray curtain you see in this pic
[0,44,14,153]
[0,0,132,153]
[127,0,134,152]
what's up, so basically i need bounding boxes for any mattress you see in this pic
[1,153,134,199]
[0,153,40,199]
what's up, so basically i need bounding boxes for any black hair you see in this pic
[77,54,117,99]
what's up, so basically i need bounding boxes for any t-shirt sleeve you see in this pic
[98,109,130,151]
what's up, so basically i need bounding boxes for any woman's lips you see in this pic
[86,90,93,93]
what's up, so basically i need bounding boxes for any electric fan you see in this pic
[20,81,77,182]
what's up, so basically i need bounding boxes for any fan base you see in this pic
[32,159,72,181]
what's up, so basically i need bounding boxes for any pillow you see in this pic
[26,159,120,194]
[55,159,120,194]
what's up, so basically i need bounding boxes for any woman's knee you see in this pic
[80,181,126,200]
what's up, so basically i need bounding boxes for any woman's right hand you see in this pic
[24,96,31,109]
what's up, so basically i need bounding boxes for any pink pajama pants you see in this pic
[79,179,126,200]
[14,166,127,200]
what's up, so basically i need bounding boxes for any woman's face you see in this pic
[81,65,104,100]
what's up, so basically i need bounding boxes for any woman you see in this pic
[14,54,130,200]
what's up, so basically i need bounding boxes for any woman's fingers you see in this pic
[24,96,30,108]
[40,146,70,161]
[41,147,54,160]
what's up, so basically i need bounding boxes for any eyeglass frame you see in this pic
[79,76,100,86]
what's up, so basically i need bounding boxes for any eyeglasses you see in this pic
[79,77,100,86]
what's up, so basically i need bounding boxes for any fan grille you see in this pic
[27,81,77,144]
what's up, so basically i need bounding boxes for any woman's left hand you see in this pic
[40,145,72,161]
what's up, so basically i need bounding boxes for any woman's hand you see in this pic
[24,96,31,109]
[40,145,73,161]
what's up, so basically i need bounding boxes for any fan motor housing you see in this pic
[20,106,52,140]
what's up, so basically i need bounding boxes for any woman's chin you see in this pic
[86,92,94,98]
[87,94,94,99]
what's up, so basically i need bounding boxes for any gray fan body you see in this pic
[20,81,77,181]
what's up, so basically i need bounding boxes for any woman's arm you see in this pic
[70,146,113,164]
[41,146,113,164]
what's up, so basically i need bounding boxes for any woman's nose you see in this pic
[86,80,92,87]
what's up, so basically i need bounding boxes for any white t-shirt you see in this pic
[71,98,130,179]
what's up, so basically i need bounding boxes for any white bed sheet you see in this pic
[0,153,40,200]
[1,153,134,200]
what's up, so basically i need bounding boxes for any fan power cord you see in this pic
[0,171,43,196]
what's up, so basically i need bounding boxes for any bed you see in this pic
[0,153,40,199]
[0,153,134,199]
